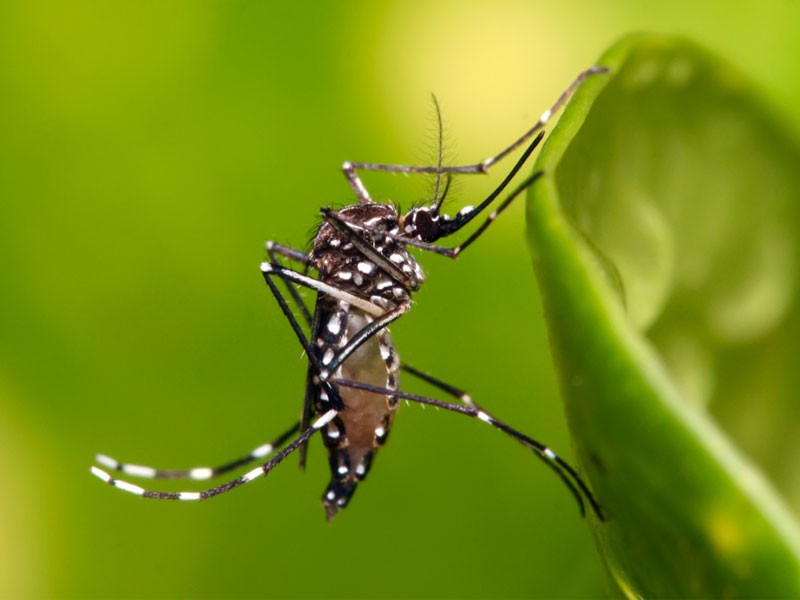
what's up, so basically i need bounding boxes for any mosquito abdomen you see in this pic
[315,304,400,520]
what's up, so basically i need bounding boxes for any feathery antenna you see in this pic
[431,93,445,213]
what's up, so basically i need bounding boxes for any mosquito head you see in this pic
[401,206,472,244]
[402,200,472,243]
[400,206,435,242]
[400,172,458,243]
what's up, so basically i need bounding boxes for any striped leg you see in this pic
[398,364,592,513]
[261,256,346,467]
[262,243,317,465]
[94,421,300,481]
[341,67,608,203]
[91,410,338,500]
[401,363,478,408]
[261,262,384,317]
[330,377,604,521]
[265,241,311,266]
[265,241,313,326]
[299,295,326,469]
[261,263,348,412]
[324,160,543,260]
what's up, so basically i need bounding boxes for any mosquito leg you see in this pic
[477,66,608,170]
[258,251,329,463]
[95,421,300,481]
[300,295,326,470]
[340,67,608,202]
[400,363,480,409]
[262,268,320,370]
[328,380,586,518]
[330,377,604,521]
[265,241,311,266]
[299,365,317,470]
[399,363,584,508]
[91,410,338,500]
[261,262,384,317]
[265,241,313,326]
[261,266,348,411]
[342,160,375,204]
[323,134,545,260]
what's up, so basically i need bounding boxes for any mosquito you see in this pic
[92,67,608,522]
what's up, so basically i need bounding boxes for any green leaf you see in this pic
[527,33,800,597]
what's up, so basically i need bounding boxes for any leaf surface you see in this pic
[527,33,800,598]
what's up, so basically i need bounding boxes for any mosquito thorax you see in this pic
[311,202,425,300]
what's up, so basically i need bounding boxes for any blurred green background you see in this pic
[1,2,798,598]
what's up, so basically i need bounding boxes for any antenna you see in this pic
[431,93,445,213]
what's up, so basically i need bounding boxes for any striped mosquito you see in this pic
[92,67,607,521]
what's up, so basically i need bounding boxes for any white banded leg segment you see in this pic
[91,467,145,496]
[91,466,111,483]
[95,454,119,470]
[93,466,195,500]
[243,467,264,482]
[122,464,157,478]
[114,480,145,496]
[90,419,327,501]
[251,443,274,459]
[92,421,300,481]
[312,409,338,430]
[190,468,214,480]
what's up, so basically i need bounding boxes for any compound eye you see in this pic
[414,210,439,242]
